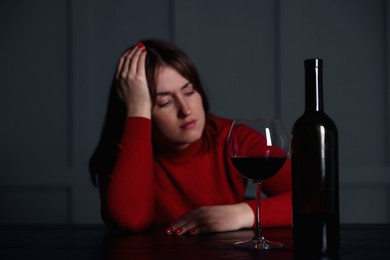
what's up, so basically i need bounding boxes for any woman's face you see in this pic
[152,66,206,149]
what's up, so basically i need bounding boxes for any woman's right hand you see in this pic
[115,43,151,118]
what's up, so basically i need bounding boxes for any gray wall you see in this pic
[0,0,389,224]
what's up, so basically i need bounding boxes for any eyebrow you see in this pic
[156,82,192,96]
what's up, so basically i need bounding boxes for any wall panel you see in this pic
[174,0,277,119]
[0,186,71,224]
[386,0,390,163]
[0,0,71,224]
[340,184,389,223]
[0,0,69,169]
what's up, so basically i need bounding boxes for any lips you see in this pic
[180,120,196,130]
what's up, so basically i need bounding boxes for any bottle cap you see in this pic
[305,58,323,68]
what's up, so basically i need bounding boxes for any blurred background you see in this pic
[0,0,389,225]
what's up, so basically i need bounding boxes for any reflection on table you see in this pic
[0,224,389,259]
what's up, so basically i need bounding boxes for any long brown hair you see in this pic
[89,39,209,185]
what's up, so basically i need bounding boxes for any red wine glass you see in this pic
[227,119,290,250]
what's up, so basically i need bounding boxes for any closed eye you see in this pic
[184,91,195,96]
[182,83,195,96]
[157,99,172,108]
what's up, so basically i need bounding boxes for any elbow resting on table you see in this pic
[102,214,152,232]
[102,207,153,232]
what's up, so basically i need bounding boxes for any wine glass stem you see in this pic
[255,182,263,239]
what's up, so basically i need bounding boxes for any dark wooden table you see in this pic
[0,224,389,259]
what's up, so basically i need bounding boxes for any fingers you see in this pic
[115,43,146,81]
[115,47,135,80]
[165,207,214,236]
[115,43,147,103]
[113,42,151,117]
[165,210,196,235]
[164,204,250,236]
[130,45,146,77]
[165,220,205,235]
[166,218,216,235]
[136,47,147,76]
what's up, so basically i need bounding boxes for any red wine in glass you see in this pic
[231,157,287,182]
[227,119,290,250]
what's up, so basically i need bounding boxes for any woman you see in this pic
[89,39,292,235]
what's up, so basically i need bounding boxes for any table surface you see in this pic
[0,224,389,260]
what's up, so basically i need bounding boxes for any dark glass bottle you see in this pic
[291,59,340,256]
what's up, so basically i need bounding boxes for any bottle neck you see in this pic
[305,59,324,112]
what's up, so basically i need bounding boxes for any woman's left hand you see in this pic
[165,203,254,235]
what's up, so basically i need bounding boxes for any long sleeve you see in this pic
[103,117,155,231]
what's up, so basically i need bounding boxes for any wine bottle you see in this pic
[291,59,340,256]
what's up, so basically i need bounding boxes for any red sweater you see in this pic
[103,115,292,231]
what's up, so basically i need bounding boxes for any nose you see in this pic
[177,98,192,118]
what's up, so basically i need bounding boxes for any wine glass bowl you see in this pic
[227,119,290,250]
